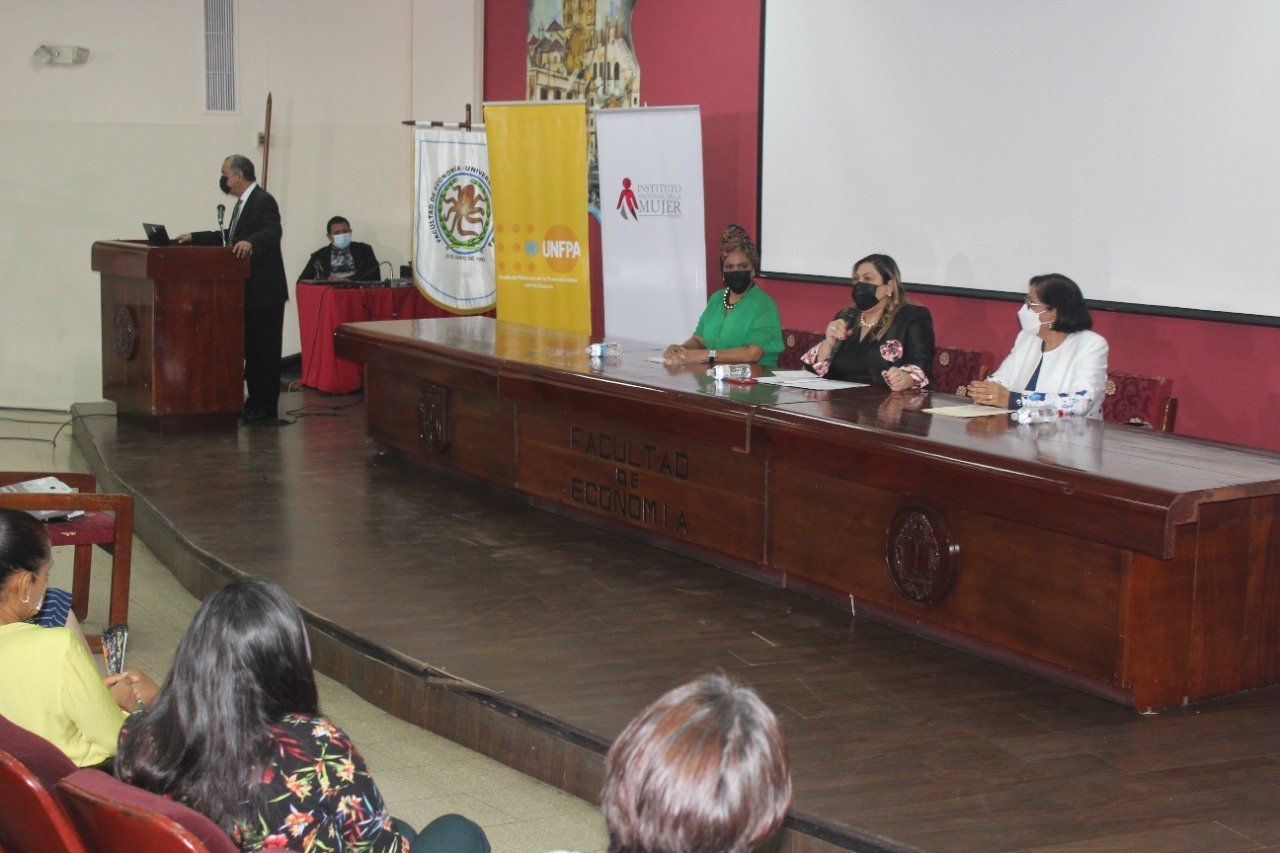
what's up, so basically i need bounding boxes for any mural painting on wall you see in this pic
[527,0,640,215]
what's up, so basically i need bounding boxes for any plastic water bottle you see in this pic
[585,342,621,358]
[1011,390,1092,423]
[708,364,753,381]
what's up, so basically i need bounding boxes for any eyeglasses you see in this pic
[1024,298,1047,309]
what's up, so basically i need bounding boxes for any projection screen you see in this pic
[759,0,1280,321]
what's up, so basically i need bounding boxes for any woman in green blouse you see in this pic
[663,224,784,368]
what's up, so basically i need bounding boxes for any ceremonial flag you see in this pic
[484,102,592,335]
[413,127,496,313]
[597,106,706,345]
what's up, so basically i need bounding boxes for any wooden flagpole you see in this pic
[259,93,273,189]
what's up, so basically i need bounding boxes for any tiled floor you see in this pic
[0,407,610,853]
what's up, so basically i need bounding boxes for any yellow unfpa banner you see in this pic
[484,102,592,335]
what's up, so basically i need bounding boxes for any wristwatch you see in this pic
[708,349,717,365]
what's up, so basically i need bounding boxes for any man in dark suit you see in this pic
[299,216,380,282]
[177,155,288,424]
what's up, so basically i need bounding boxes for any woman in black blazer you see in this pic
[801,254,934,390]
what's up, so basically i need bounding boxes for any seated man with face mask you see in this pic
[300,216,381,282]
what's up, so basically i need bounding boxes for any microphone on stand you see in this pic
[350,260,392,284]
[216,204,226,246]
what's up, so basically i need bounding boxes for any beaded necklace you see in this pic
[723,288,744,310]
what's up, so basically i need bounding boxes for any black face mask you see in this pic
[724,270,753,294]
[219,175,231,195]
[852,281,882,311]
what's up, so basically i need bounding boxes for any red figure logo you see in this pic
[616,177,638,220]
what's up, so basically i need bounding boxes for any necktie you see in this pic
[227,198,243,241]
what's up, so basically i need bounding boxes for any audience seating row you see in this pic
[778,328,1177,432]
[0,714,236,853]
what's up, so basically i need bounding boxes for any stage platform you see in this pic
[73,395,1280,851]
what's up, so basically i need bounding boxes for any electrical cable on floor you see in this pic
[0,415,71,424]
[0,410,115,446]
[0,435,58,445]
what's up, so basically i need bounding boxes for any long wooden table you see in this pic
[335,317,1280,711]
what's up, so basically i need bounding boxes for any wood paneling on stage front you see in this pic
[335,317,1280,711]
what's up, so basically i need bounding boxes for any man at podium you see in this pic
[177,155,288,424]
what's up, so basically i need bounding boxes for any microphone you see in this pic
[830,307,858,358]
[217,204,226,246]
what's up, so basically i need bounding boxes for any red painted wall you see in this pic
[484,0,1280,451]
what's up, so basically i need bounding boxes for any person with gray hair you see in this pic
[177,154,289,424]
[600,674,792,853]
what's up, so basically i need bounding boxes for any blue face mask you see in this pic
[332,233,352,250]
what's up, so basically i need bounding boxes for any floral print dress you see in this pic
[238,715,406,852]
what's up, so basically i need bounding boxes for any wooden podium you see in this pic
[92,240,248,431]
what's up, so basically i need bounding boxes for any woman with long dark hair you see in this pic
[115,579,488,852]
[0,508,156,767]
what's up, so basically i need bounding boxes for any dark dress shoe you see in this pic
[239,410,268,423]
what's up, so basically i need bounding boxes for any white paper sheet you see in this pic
[923,404,1007,418]
[757,373,867,390]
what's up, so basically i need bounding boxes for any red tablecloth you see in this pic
[296,282,455,393]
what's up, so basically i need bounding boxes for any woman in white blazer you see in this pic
[968,274,1109,418]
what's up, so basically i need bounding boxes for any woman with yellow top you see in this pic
[0,508,158,767]
[663,224,784,368]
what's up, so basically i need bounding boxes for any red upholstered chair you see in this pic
[0,747,87,853]
[1102,371,1178,432]
[0,471,133,650]
[931,346,995,396]
[778,328,825,370]
[0,712,77,790]
[56,769,239,853]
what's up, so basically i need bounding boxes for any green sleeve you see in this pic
[692,293,717,343]
[743,300,784,367]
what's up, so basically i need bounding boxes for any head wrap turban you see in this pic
[719,224,760,273]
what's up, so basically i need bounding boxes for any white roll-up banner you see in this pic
[597,107,707,345]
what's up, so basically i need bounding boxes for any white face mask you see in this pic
[332,233,352,250]
[1018,302,1050,334]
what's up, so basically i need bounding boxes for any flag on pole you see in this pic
[484,102,592,335]
[597,106,707,345]
[414,127,496,313]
